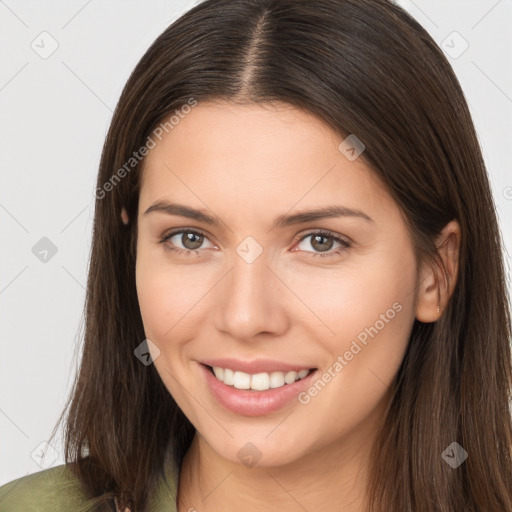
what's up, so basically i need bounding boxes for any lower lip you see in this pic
[199,363,317,417]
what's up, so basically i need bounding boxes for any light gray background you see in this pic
[1,0,511,485]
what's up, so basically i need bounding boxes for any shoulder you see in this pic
[0,459,180,512]
[0,464,96,512]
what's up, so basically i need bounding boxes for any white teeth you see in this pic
[233,371,251,390]
[284,371,298,384]
[269,371,285,389]
[223,368,235,385]
[212,367,224,380]
[211,366,312,391]
[251,372,270,391]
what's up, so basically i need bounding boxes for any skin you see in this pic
[131,100,460,512]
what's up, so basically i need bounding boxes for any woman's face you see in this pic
[135,100,419,467]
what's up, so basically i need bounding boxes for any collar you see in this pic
[151,455,179,511]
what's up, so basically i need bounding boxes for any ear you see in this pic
[121,207,130,225]
[415,219,460,323]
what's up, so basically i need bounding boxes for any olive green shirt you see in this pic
[0,458,179,512]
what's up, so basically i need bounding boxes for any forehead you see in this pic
[138,100,395,223]
[142,100,341,177]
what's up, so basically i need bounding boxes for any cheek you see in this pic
[135,247,215,344]
[135,243,177,343]
[289,251,415,341]
[135,258,168,338]
[300,247,417,411]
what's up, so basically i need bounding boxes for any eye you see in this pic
[159,228,351,259]
[159,228,215,256]
[294,230,351,258]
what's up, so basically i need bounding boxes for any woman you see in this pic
[1,0,511,510]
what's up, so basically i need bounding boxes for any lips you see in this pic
[198,361,319,416]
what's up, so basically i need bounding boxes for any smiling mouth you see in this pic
[203,364,317,392]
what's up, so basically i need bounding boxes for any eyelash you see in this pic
[158,228,351,258]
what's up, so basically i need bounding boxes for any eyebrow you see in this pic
[143,200,374,227]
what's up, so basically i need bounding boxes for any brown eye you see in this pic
[159,228,214,255]
[295,231,351,258]
[180,232,204,250]
[310,234,334,252]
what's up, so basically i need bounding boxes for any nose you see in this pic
[214,249,290,341]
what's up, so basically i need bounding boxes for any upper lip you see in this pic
[200,358,316,374]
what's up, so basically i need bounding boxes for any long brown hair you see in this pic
[48,0,512,510]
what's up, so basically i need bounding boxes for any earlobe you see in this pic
[415,219,460,323]
[121,207,130,225]
[415,263,441,323]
